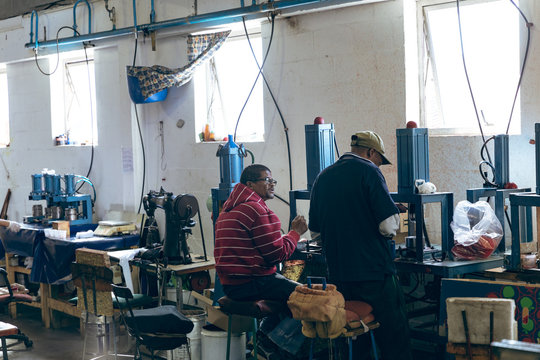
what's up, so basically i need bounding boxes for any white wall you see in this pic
[0,0,538,257]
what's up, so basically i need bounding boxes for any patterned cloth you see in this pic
[127,30,231,101]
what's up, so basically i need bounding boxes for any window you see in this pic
[50,48,97,146]
[419,0,521,135]
[0,65,9,147]
[194,29,264,143]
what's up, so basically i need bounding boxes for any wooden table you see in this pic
[131,255,215,309]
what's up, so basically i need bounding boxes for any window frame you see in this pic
[50,48,97,146]
[417,0,522,136]
[193,26,265,144]
[0,64,9,148]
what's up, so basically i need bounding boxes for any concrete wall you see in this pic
[0,0,538,257]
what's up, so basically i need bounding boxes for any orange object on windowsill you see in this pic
[204,124,211,141]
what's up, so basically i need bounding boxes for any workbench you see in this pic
[395,256,505,278]
[0,224,139,328]
[131,255,215,310]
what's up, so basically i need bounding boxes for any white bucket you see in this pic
[201,325,246,360]
[167,309,206,360]
[185,310,206,360]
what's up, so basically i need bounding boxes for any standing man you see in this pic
[309,131,412,360]
[215,163,308,302]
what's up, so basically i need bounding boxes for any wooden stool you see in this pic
[217,296,287,360]
[0,322,20,359]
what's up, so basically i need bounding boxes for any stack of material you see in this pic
[74,248,114,317]
[446,297,517,360]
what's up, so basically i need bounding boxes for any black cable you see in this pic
[241,15,294,191]
[75,41,95,193]
[333,136,340,159]
[135,105,146,215]
[233,17,274,141]
[456,0,491,163]
[197,211,208,261]
[131,36,146,214]
[34,25,81,76]
[504,208,512,229]
[274,194,290,206]
[506,0,531,135]
[422,219,431,248]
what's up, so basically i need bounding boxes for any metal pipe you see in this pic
[73,0,92,37]
[26,0,371,49]
[132,0,138,30]
[150,0,156,23]
[30,10,38,48]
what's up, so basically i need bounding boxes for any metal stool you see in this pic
[343,301,379,360]
[217,296,287,360]
[307,300,380,360]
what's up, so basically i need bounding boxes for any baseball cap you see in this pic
[350,131,391,165]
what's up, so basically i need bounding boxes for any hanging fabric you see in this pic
[127,30,231,103]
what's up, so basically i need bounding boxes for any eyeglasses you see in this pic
[253,177,277,185]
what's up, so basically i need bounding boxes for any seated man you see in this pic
[215,163,307,302]
[214,164,308,357]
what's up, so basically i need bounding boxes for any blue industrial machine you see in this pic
[396,128,429,194]
[392,127,454,263]
[211,135,247,226]
[25,172,93,225]
[537,123,540,195]
[305,123,335,190]
[466,134,531,253]
[507,123,540,271]
[289,123,335,221]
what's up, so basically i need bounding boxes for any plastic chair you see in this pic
[0,268,33,352]
[111,284,194,360]
[217,296,288,360]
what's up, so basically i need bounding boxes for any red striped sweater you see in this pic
[214,183,300,285]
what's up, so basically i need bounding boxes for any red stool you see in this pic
[217,296,287,360]
[0,321,19,359]
[0,269,33,351]
[344,301,379,360]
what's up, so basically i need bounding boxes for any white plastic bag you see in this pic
[450,200,503,260]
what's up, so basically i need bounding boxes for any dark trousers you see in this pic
[222,273,304,356]
[333,274,412,360]
[222,273,299,302]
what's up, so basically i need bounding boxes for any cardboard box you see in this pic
[52,221,70,238]
[191,291,254,333]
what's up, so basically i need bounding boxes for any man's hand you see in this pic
[291,215,308,236]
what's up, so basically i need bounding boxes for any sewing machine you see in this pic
[142,188,206,265]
